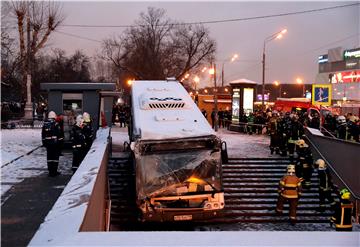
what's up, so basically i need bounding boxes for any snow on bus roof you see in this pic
[131,80,214,140]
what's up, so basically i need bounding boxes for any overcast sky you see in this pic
[47,1,359,88]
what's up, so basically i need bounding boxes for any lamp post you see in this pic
[193,76,200,91]
[262,29,287,110]
[209,65,218,131]
[221,54,239,87]
[274,80,282,99]
[296,77,305,97]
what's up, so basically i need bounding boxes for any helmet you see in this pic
[76,115,84,127]
[267,112,272,117]
[316,159,326,169]
[349,116,356,122]
[48,111,56,119]
[83,112,91,123]
[337,116,346,123]
[340,188,351,200]
[296,139,308,148]
[287,164,296,175]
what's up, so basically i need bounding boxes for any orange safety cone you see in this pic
[101,111,107,128]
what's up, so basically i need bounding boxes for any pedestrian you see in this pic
[71,115,87,173]
[218,108,224,128]
[268,111,280,154]
[119,107,126,128]
[201,109,208,119]
[82,112,94,153]
[42,111,63,177]
[316,159,336,212]
[330,188,353,231]
[211,108,216,129]
[276,164,302,225]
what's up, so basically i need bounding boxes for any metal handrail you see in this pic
[320,126,337,139]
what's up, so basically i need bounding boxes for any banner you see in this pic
[312,84,332,106]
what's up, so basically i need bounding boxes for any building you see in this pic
[315,47,360,113]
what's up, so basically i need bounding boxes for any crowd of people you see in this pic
[41,111,94,176]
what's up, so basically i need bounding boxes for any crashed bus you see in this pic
[129,79,224,222]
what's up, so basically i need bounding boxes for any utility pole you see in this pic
[221,63,224,87]
[261,45,266,110]
[214,63,218,132]
[24,3,33,119]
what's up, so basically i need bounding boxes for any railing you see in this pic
[229,122,268,134]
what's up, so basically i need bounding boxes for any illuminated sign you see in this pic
[256,94,269,101]
[318,54,328,64]
[232,91,240,121]
[312,84,332,106]
[243,88,254,114]
[344,48,360,60]
[329,70,360,83]
[305,92,311,99]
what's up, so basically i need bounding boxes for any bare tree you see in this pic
[101,7,216,81]
[10,0,64,99]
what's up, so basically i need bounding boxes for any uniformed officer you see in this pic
[331,188,353,231]
[296,139,313,188]
[287,114,304,162]
[316,159,336,212]
[82,112,94,153]
[276,164,302,225]
[71,115,87,173]
[42,111,63,177]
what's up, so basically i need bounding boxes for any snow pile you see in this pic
[29,127,110,246]
[1,129,42,165]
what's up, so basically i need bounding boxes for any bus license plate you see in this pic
[174,215,192,221]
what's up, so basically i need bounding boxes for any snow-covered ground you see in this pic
[1,129,72,198]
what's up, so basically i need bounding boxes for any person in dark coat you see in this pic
[295,139,313,188]
[71,115,87,173]
[82,112,94,153]
[315,159,336,212]
[42,111,63,177]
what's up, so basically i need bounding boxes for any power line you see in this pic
[54,30,102,43]
[60,3,359,28]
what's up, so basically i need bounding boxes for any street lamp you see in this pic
[222,53,239,87]
[262,28,287,109]
[296,77,305,97]
[193,76,200,91]
[273,80,282,98]
[209,64,219,131]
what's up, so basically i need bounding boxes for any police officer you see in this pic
[71,115,87,173]
[276,164,302,225]
[42,111,63,177]
[82,112,94,153]
[331,188,353,231]
[316,159,336,212]
[296,139,313,188]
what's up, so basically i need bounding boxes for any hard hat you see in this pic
[296,139,309,148]
[267,112,272,117]
[83,112,91,123]
[340,188,351,200]
[287,164,296,175]
[337,116,346,123]
[76,115,83,127]
[316,159,326,169]
[349,116,356,122]
[48,111,56,119]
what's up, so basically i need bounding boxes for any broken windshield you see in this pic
[135,148,222,199]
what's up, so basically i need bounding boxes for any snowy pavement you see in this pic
[1,129,73,198]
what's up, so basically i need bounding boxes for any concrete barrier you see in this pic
[29,128,110,246]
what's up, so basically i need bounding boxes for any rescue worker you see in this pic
[71,115,87,173]
[336,115,347,140]
[287,114,303,162]
[330,188,353,231]
[276,164,302,225]
[296,139,313,188]
[316,159,336,212]
[277,114,288,156]
[268,111,280,154]
[42,111,63,177]
[82,112,94,153]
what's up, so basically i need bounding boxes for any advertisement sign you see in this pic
[243,88,254,114]
[343,48,360,60]
[318,54,328,64]
[329,70,360,83]
[232,89,240,121]
[312,84,332,106]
